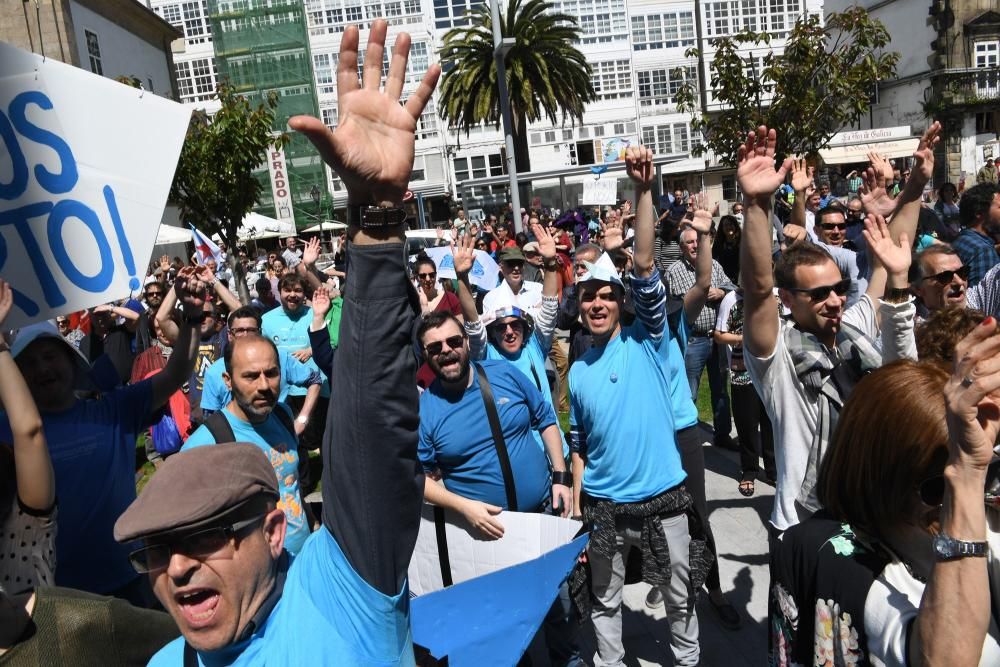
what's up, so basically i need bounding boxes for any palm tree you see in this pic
[438,0,594,174]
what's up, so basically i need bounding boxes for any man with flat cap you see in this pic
[113,19,439,665]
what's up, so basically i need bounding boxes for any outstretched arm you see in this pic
[297,237,325,292]
[628,146,656,278]
[452,233,488,358]
[886,122,941,246]
[788,158,812,229]
[738,126,791,359]
[0,280,53,513]
[292,19,440,595]
[150,267,205,411]
[682,193,716,324]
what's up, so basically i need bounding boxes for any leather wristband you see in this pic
[184,313,206,324]
[552,471,573,487]
[347,204,407,229]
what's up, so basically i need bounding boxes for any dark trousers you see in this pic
[731,383,776,479]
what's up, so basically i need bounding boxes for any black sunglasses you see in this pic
[488,319,524,334]
[128,514,265,574]
[417,272,437,280]
[145,291,164,297]
[786,278,851,302]
[919,460,1000,507]
[923,265,970,285]
[424,334,465,357]
[820,223,848,231]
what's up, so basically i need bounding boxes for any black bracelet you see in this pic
[552,471,573,487]
[184,313,206,324]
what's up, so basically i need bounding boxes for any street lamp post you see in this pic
[490,0,523,234]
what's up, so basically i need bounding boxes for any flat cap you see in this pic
[498,246,526,263]
[115,443,279,543]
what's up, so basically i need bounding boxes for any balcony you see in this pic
[933,67,1000,109]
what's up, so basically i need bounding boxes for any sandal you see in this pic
[738,473,755,497]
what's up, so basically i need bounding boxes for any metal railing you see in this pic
[935,67,1000,106]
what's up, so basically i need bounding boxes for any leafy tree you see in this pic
[675,7,898,166]
[438,0,595,174]
[169,81,285,303]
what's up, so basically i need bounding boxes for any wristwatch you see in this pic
[295,415,309,425]
[932,532,989,561]
[347,204,407,229]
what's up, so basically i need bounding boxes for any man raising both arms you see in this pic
[112,20,439,664]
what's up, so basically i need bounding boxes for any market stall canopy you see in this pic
[819,126,919,165]
[301,221,347,233]
[154,224,192,246]
[238,212,296,241]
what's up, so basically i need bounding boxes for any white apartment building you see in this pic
[145,0,823,220]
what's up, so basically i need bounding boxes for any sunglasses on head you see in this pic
[924,265,970,285]
[786,278,851,302]
[821,222,848,231]
[424,334,464,356]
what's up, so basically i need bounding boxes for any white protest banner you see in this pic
[422,245,500,292]
[408,505,582,597]
[582,175,618,205]
[0,42,191,329]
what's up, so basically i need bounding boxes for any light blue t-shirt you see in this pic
[418,359,557,511]
[183,405,310,555]
[569,320,686,503]
[149,528,414,666]
[262,306,329,398]
[200,349,324,413]
[667,311,699,430]
[0,381,153,594]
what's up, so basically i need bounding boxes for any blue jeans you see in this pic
[684,336,732,440]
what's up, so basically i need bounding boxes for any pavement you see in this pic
[572,426,774,666]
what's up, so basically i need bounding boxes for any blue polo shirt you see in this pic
[262,306,329,398]
[183,404,310,555]
[569,319,686,503]
[149,528,413,666]
[200,349,324,414]
[418,359,557,511]
[0,381,153,594]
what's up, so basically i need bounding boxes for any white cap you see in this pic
[578,253,624,289]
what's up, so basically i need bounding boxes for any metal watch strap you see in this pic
[934,532,989,560]
[347,204,407,228]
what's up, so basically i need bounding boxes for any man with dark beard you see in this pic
[181,335,311,556]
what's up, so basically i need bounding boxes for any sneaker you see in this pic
[645,587,663,609]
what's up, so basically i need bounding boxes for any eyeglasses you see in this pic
[127,515,265,574]
[785,278,851,302]
[489,320,524,335]
[417,272,437,280]
[820,222,848,231]
[923,265,970,285]
[230,326,260,336]
[423,334,465,357]
[145,291,164,298]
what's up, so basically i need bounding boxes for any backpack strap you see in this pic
[473,363,518,512]
[433,505,454,588]
[271,403,297,441]
[183,641,199,667]
[204,411,237,444]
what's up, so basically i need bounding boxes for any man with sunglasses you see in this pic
[136,281,167,353]
[114,20,439,665]
[911,244,1000,320]
[737,124,925,539]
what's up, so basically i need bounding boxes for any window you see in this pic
[174,57,218,102]
[471,155,487,179]
[434,0,485,30]
[636,66,696,109]
[531,132,543,144]
[544,130,556,143]
[593,125,605,137]
[612,122,635,135]
[157,3,183,26]
[722,175,742,201]
[307,0,346,36]
[975,39,1000,98]
[563,129,574,141]
[182,1,211,45]
[321,106,338,131]
[705,0,801,39]
[175,61,193,98]
[489,153,506,176]
[407,42,429,82]
[415,99,438,140]
[976,40,999,68]
[454,157,469,182]
[641,122,691,155]
[314,53,335,95]
[631,11,697,51]
[411,156,426,182]
[591,59,632,99]
[550,0,627,44]
[84,30,102,75]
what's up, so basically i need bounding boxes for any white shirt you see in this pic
[482,280,543,320]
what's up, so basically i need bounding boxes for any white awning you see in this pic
[301,221,347,233]
[819,137,919,164]
[154,224,192,246]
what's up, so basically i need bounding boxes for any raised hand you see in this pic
[600,213,625,252]
[782,223,808,245]
[531,221,557,259]
[312,285,332,319]
[863,213,910,277]
[450,231,476,276]
[289,20,441,206]
[790,158,814,193]
[173,266,209,315]
[911,121,941,185]
[159,255,171,272]
[859,164,896,219]
[0,279,12,327]
[946,319,1000,471]
[686,192,715,235]
[624,145,654,187]
[736,126,792,202]
[302,237,321,267]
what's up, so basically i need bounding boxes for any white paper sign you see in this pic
[582,176,618,205]
[422,245,500,292]
[0,42,191,329]
[408,505,582,597]
[266,144,295,226]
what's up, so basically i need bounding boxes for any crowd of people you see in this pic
[4,16,1000,667]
